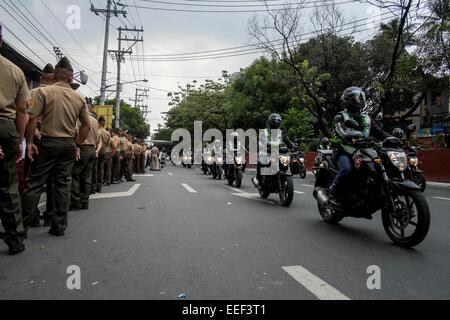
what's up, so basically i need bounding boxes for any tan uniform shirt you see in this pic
[119,137,127,152]
[29,82,88,138]
[110,135,120,151]
[141,145,147,155]
[133,144,141,156]
[79,115,99,146]
[126,140,134,155]
[99,127,111,152]
[0,55,29,119]
[151,147,159,157]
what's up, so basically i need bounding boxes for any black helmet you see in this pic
[268,113,282,129]
[341,87,366,113]
[392,128,405,139]
[321,137,330,145]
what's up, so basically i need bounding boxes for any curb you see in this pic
[427,182,450,190]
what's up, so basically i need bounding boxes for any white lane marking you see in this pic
[38,202,46,208]
[302,184,315,188]
[168,172,174,176]
[181,183,197,193]
[230,192,276,205]
[282,266,350,300]
[433,196,450,201]
[295,191,305,194]
[223,185,245,194]
[90,184,141,199]
[134,174,154,177]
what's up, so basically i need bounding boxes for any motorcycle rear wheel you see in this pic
[235,168,243,188]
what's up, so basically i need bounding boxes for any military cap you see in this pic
[42,63,54,74]
[55,57,74,72]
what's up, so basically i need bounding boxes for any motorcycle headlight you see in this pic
[279,155,290,167]
[408,157,418,167]
[299,157,305,163]
[387,151,407,172]
[207,156,212,162]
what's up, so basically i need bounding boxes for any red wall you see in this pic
[304,149,450,183]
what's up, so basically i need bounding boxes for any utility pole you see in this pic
[130,87,149,117]
[109,26,144,129]
[91,0,127,105]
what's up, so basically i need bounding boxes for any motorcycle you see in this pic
[313,119,430,248]
[160,152,167,170]
[313,138,333,177]
[202,157,210,175]
[404,145,426,192]
[393,124,427,193]
[182,153,193,169]
[290,148,307,179]
[226,152,245,188]
[209,154,224,180]
[252,147,294,207]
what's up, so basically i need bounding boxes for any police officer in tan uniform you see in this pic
[133,138,141,174]
[119,130,127,181]
[22,57,91,237]
[0,24,29,254]
[29,63,55,228]
[139,141,147,174]
[110,129,121,184]
[97,116,110,191]
[124,134,135,181]
[70,103,101,210]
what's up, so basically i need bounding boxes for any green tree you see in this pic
[104,98,150,138]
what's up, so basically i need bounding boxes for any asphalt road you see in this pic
[1,164,449,300]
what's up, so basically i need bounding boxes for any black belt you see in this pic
[41,136,75,141]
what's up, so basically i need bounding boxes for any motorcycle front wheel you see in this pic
[279,176,294,207]
[382,190,430,248]
[300,168,307,179]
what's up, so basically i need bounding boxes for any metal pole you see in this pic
[114,27,122,130]
[99,0,112,105]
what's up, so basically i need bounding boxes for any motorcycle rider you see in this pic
[319,137,332,150]
[252,113,295,188]
[225,132,247,178]
[329,87,391,202]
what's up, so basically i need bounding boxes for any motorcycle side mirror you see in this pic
[345,119,360,130]
[407,124,416,133]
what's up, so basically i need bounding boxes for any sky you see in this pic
[0,0,406,134]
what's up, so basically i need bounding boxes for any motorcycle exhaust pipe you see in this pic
[313,188,329,207]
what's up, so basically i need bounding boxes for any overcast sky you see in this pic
[0,0,399,133]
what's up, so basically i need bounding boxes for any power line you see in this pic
[0,2,57,61]
[137,0,355,8]
[0,18,47,65]
[130,13,397,61]
[127,0,359,12]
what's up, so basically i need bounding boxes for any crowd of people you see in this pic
[0,24,161,255]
